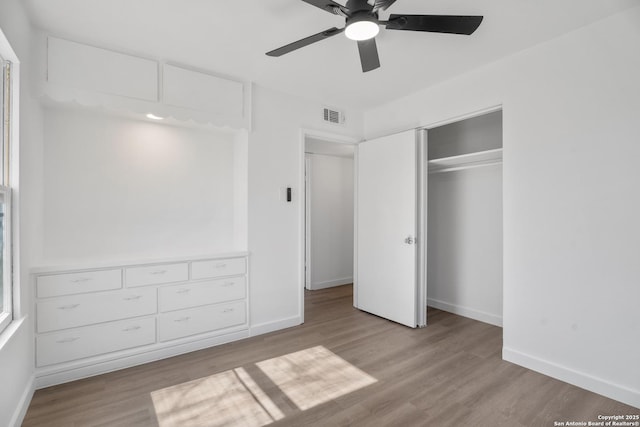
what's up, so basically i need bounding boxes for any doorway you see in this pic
[305,138,355,291]
[352,107,502,329]
[426,109,504,326]
[299,131,358,322]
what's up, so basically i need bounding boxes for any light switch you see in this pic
[279,187,293,202]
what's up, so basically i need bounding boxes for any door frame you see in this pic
[421,105,502,132]
[298,129,359,323]
[416,129,428,327]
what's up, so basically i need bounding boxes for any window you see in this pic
[0,53,13,333]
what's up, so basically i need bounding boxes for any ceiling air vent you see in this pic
[323,107,345,125]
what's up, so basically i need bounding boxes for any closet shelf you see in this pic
[428,148,503,173]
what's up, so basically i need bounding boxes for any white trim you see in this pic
[304,155,311,291]
[35,329,250,388]
[0,311,10,333]
[352,146,358,307]
[9,373,34,427]
[422,105,503,131]
[503,347,640,409]
[0,186,12,333]
[0,315,24,350]
[300,128,361,145]
[309,277,353,290]
[30,251,250,274]
[428,298,503,327]
[416,129,427,327]
[249,316,301,337]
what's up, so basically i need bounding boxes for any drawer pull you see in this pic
[70,277,91,283]
[150,270,168,275]
[56,337,79,344]
[123,295,143,301]
[176,289,191,294]
[222,282,234,287]
[122,326,142,332]
[223,308,234,313]
[215,263,227,269]
[174,316,191,322]
[57,304,80,310]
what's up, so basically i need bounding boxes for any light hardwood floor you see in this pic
[23,284,637,426]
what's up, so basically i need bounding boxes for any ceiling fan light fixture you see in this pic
[345,19,379,41]
[266,0,484,73]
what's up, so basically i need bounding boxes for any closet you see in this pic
[427,110,503,326]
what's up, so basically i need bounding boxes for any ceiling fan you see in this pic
[266,0,483,73]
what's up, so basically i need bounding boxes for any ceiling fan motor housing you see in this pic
[345,0,375,13]
[346,10,379,27]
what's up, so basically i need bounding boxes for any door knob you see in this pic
[404,236,416,244]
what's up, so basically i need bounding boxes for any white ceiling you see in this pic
[24,0,638,110]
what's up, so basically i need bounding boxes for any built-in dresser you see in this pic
[32,253,249,387]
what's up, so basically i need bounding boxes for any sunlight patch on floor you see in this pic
[151,346,377,427]
[256,345,378,411]
[151,368,279,427]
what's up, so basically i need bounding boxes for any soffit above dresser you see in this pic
[39,36,251,130]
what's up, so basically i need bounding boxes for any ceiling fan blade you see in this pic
[301,0,348,16]
[385,14,483,35]
[266,27,344,57]
[373,0,397,12]
[357,38,380,73]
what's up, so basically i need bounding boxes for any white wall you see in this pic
[42,107,240,264]
[247,84,362,334]
[0,0,43,425]
[233,130,249,251]
[307,153,354,290]
[428,165,503,326]
[364,6,640,408]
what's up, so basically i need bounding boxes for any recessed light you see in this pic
[146,113,164,120]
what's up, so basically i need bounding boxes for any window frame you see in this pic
[0,185,11,332]
[0,27,19,336]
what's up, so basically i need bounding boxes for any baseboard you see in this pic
[250,316,302,337]
[10,373,35,427]
[35,329,250,389]
[310,277,353,290]
[35,314,306,389]
[427,298,502,327]
[503,347,640,409]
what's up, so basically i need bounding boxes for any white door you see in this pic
[355,129,426,328]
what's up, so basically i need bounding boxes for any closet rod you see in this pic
[428,159,502,174]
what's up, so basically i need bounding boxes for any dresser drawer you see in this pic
[158,300,246,342]
[125,263,188,287]
[36,317,156,367]
[37,269,122,298]
[159,277,246,312]
[191,257,246,280]
[37,288,157,333]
